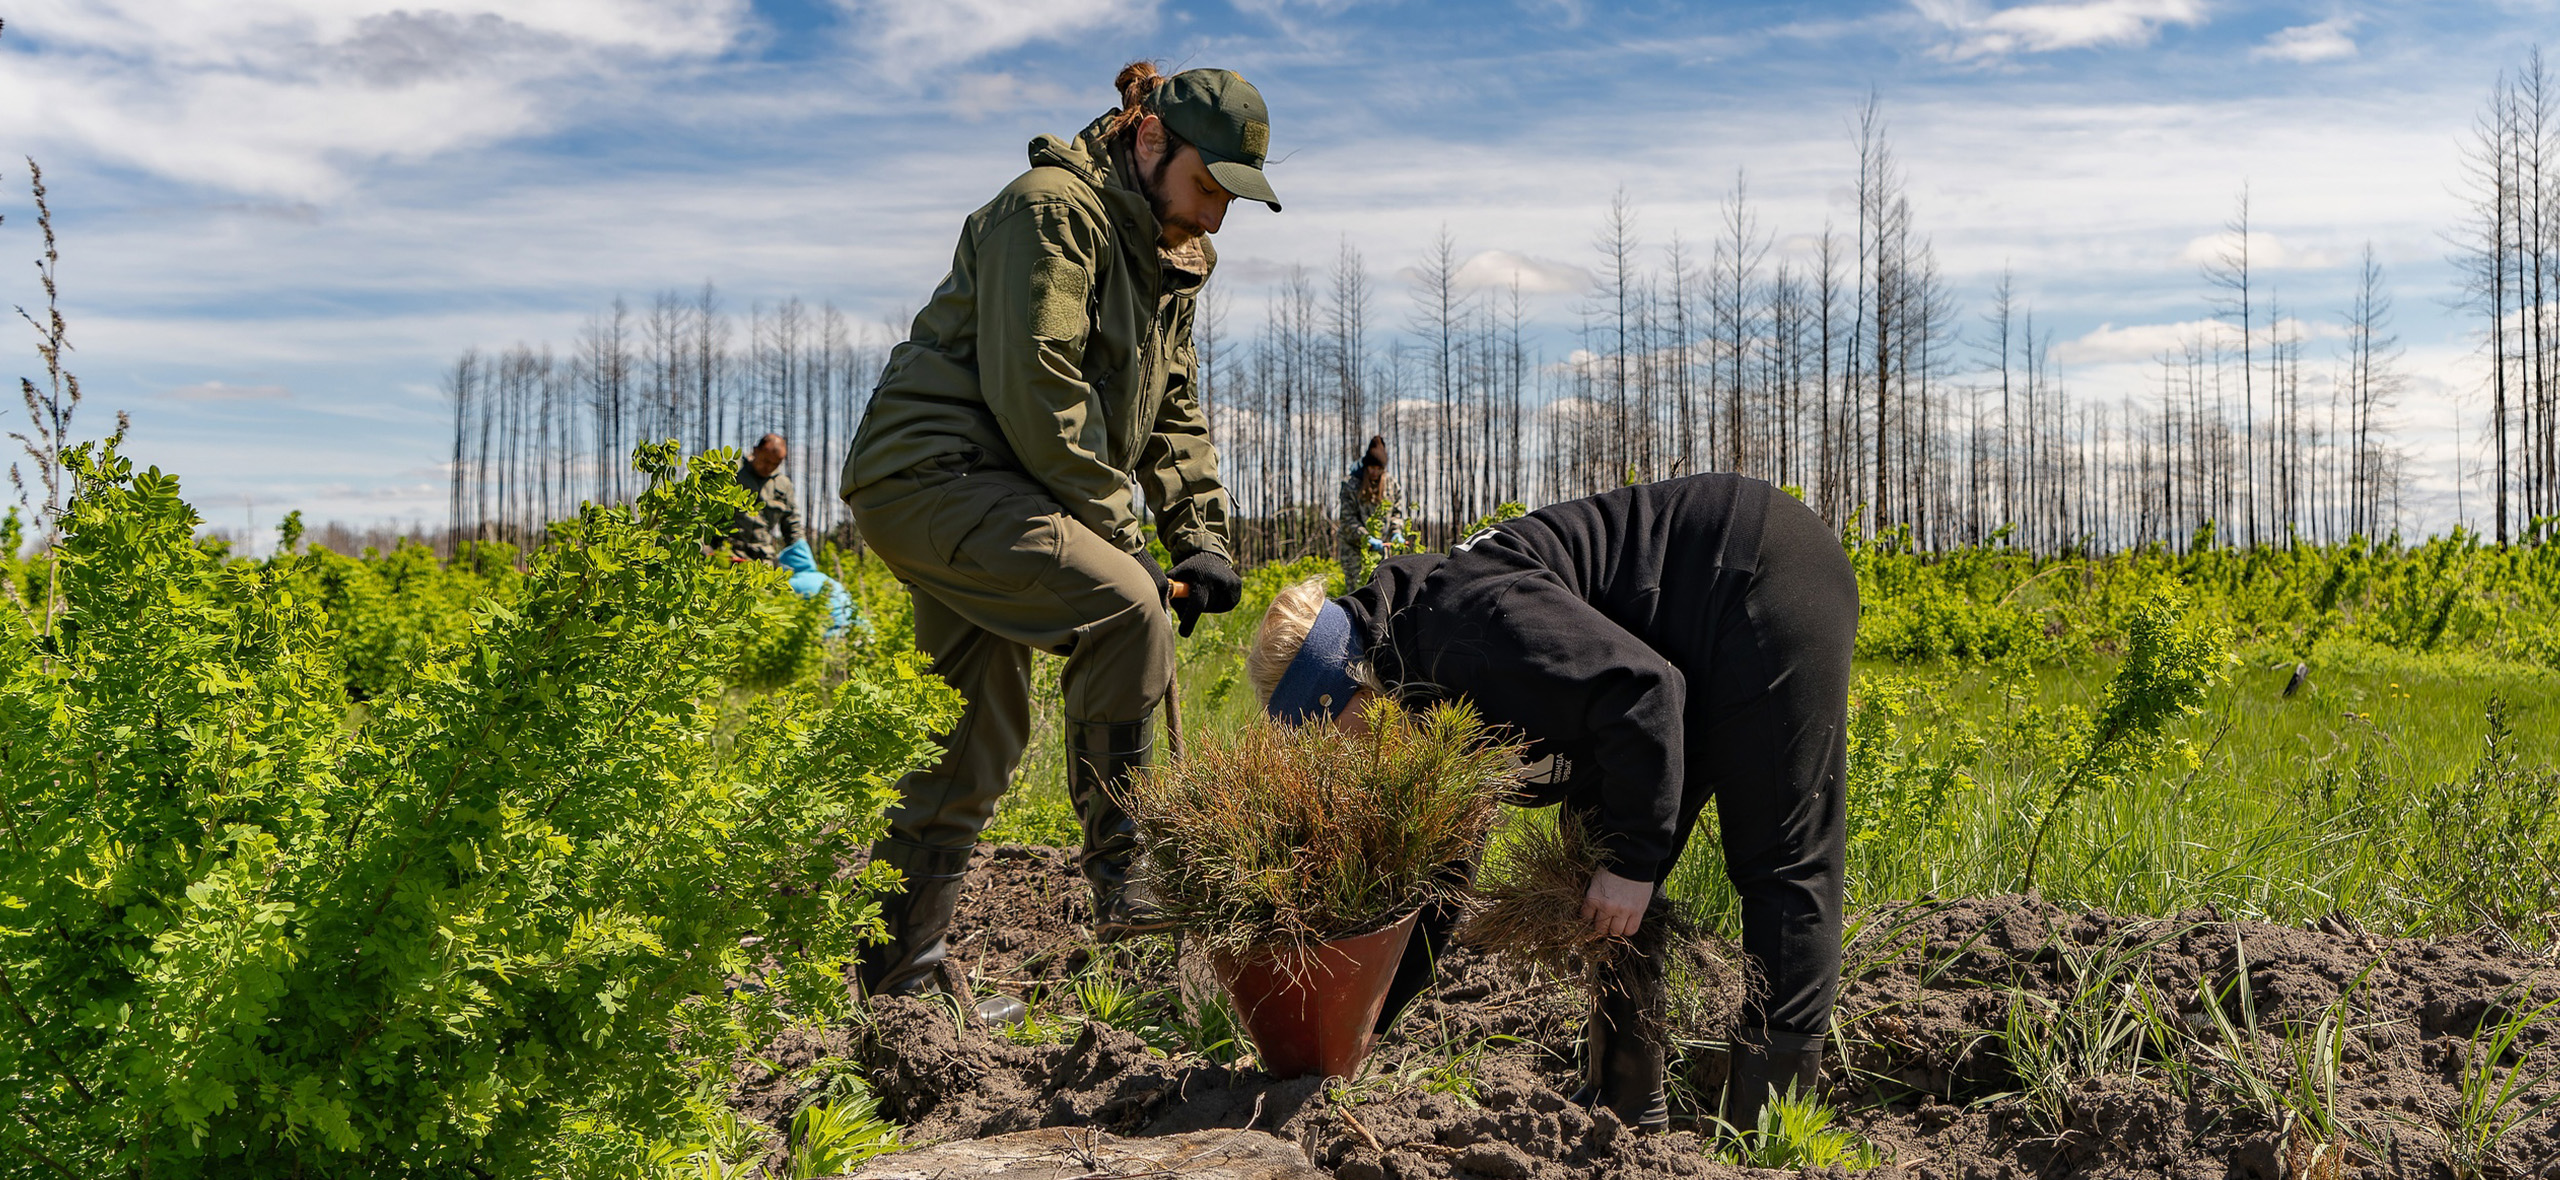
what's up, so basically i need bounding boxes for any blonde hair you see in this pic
[1248,577,1331,707]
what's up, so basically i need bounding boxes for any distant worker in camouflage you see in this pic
[729,432,802,563]
[1338,434,1405,587]
[842,61,1278,1003]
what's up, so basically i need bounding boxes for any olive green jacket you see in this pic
[729,458,801,562]
[844,112,1232,563]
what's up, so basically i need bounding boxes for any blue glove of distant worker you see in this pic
[1168,551,1242,638]
[775,540,865,637]
[1366,535,1386,553]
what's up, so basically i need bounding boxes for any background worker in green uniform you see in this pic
[729,432,801,562]
[842,62,1278,1001]
[1337,434,1404,587]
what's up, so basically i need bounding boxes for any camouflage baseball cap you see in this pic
[1150,68,1281,212]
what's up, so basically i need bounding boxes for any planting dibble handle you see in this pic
[1209,910,1420,1080]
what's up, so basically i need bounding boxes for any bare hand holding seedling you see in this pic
[1582,867,1652,938]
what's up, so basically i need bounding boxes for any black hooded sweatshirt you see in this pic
[1337,475,1774,881]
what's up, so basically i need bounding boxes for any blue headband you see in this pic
[1268,601,1364,724]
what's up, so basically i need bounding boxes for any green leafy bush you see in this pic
[291,538,518,699]
[1843,674,1982,895]
[2405,698,2560,938]
[2021,589,2233,888]
[0,441,955,1175]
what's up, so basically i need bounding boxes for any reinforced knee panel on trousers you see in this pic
[1066,716,1153,889]
[856,839,974,998]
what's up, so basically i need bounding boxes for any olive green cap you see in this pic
[1150,68,1281,212]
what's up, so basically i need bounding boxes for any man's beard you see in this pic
[1142,148,1206,246]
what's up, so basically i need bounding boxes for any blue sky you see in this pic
[0,0,2551,538]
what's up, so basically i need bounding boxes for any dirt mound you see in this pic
[759,849,2560,1179]
[1836,895,2560,1179]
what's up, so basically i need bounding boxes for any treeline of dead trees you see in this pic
[2457,47,2560,547]
[1207,96,2416,564]
[449,73,2560,564]
[446,286,884,548]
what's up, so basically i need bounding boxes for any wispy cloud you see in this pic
[1913,0,2209,61]
[1453,249,1589,294]
[2057,314,2342,363]
[2175,229,2340,269]
[166,381,293,401]
[2251,17,2358,63]
[830,0,1157,79]
[947,70,1079,121]
[0,0,746,198]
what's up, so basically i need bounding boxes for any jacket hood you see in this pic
[1026,112,1117,187]
[1029,112,1217,285]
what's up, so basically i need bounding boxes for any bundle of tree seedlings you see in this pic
[1459,811,1749,1041]
[1128,699,1522,956]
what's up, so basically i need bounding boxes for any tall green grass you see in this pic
[1667,651,2560,941]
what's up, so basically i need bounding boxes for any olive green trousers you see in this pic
[848,451,1174,852]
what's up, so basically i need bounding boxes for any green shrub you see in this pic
[2021,589,2233,889]
[2404,698,2560,939]
[291,538,516,700]
[0,441,955,1175]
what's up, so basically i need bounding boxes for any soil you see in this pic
[735,846,2560,1179]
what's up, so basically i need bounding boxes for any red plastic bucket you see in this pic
[1209,910,1420,1080]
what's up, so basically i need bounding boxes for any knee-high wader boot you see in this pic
[854,839,1031,1023]
[1067,714,1174,942]
[1721,1027,1824,1137]
[1571,904,1672,1133]
[856,838,973,998]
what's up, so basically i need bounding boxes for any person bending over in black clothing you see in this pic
[1245,473,1857,1134]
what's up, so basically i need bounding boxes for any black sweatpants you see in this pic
[1602,486,1855,1044]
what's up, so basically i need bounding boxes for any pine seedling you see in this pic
[785,1079,901,1179]
[1714,1083,1884,1170]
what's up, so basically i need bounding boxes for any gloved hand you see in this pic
[1135,547,1171,606]
[1366,535,1387,553]
[1167,551,1242,637]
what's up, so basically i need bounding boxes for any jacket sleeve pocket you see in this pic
[1029,256,1090,343]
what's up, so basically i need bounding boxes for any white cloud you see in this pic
[2056,315,2343,363]
[948,71,1077,121]
[1913,0,2208,61]
[2252,17,2358,64]
[166,381,293,401]
[1452,250,1589,294]
[831,0,1156,78]
[2174,229,2339,269]
[2054,316,2218,363]
[0,1,748,198]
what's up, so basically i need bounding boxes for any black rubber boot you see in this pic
[855,840,1028,1024]
[1722,1027,1824,1138]
[1570,956,1670,1133]
[1067,715,1172,942]
[1373,862,1477,1035]
[856,838,973,998]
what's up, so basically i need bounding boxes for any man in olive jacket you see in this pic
[843,63,1273,999]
